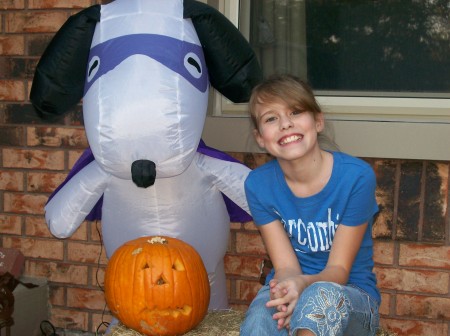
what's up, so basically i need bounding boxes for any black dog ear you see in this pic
[30,5,100,118]
[184,0,262,103]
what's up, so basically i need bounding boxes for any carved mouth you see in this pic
[144,305,192,318]
[139,306,193,333]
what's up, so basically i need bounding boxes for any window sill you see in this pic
[202,115,450,161]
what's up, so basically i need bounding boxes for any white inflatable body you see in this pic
[44,0,251,310]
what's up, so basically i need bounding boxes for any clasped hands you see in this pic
[266,275,309,330]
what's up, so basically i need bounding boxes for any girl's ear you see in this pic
[253,128,265,149]
[315,112,325,132]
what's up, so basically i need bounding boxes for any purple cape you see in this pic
[48,140,252,223]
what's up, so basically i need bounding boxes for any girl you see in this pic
[240,74,380,336]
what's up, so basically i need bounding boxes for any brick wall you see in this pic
[1,1,449,335]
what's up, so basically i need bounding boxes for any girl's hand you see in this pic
[268,278,287,319]
[266,275,309,329]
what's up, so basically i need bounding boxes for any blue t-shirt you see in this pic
[245,151,380,304]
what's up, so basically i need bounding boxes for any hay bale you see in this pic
[109,310,397,335]
[109,310,242,336]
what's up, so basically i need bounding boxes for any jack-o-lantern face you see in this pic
[104,236,210,336]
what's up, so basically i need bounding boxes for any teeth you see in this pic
[280,135,301,145]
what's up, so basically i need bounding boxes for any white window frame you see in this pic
[202,0,450,160]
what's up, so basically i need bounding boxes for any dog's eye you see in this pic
[87,56,100,82]
[184,52,202,79]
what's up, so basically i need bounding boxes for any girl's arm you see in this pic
[259,220,302,330]
[314,222,368,284]
[258,219,301,281]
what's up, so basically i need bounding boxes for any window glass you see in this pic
[246,0,450,98]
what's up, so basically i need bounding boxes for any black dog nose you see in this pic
[131,160,156,188]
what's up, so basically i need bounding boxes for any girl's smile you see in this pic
[278,134,304,146]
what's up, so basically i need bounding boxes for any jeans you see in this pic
[240,281,379,336]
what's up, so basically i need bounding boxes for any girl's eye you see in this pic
[264,116,277,123]
[291,109,304,116]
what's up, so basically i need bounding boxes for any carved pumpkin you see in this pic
[104,236,210,336]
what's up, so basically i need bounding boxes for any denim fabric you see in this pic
[240,281,379,336]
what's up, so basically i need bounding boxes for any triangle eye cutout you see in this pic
[142,262,153,270]
[172,258,185,271]
[156,275,168,286]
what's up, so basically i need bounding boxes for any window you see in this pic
[203,0,450,160]
[248,0,449,97]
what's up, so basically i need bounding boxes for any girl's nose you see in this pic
[280,115,294,130]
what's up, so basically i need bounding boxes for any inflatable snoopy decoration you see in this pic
[30,0,262,310]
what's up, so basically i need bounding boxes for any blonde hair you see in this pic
[249,74,339,151]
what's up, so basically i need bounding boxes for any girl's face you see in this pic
[253,99,324,162]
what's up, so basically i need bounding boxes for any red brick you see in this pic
[242,221,258,231]
[28,0,91,9]
[67,287,106,310]
[0,126,24,146]
[0,170,24,191]
[90,266,106,288]
[68,221,89,241]
[27,171,67,192]
[92,313,112,334]
[0,58,36,79]
[25,216,53,238]
[24,260,88,285]
[2,148,64,170]
[379,292,390,315]
[373,240,395,265]
[27,126,88,147]
[0,36,25,55]
[230,222,242,230]
[226,152,246,164]
[0,80,25,101]
[235,279,261,301]
[372,160,396,239]
[0,215,22,235]
[234,152,273,170]
[379,318,448,336]
[236,231,265,254]
[3,192,47,214]
[423,162,448,241]
[67,241,108,265]
[224,255,264,278]
[399,243,450,269]
[30,218,87,241]
[5,12,68,33]
[2,236,63,260]
[27,34,53,57]
[375,267,449,294]
[227,232,233,253]
[397,162,422,241]
[90,221,104,242]
[0,0,24,9]
[50,307,88,331]
[68,149,86,169]
[1,102,46,124]
[49,285,65,306]
[226,278,231,298]
[396,294,450,319]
